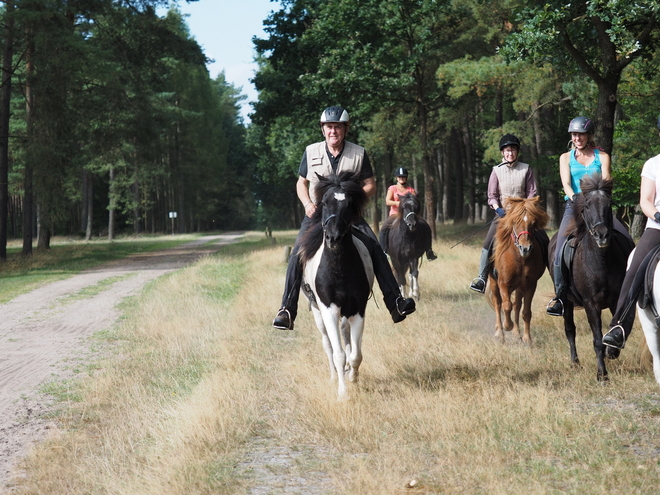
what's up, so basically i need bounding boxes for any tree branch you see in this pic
[559,25,604,85]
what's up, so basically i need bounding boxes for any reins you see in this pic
[322,213,348,230]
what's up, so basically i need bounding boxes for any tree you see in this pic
[503,0,660,154]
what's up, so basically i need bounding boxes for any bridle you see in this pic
[581,191,611,238]
[403,210,416,229]
[322,213,348,231]
[511,224,533,249]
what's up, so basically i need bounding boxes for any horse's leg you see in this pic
[563,301,580,368]
[346,313,365,383]
[341,317,351,372]
[409,258,420,300]
[638,306,660,386]
[319,305,349,399]
[491,282,505,343]
[520,283,537,345]
[311,306,336,381]
[584,304,608,382]
[511,288,521,340]
[500,282,514,332]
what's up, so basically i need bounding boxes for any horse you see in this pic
[636,251,660,388]
[487,196,549,344]
[297,171,375,400]
[548,174,634,381]
[379,192,433,300]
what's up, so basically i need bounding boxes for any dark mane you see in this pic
[395,193,420,218]
[298,171,367,263]
[573,174,612,240]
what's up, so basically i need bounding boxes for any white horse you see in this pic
[637,258,660,387]
[299,172,375,400]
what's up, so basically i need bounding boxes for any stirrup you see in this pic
[546,297,564,316]
[272,308,294,330]
[602,324,626,350]
[469,277,486,293]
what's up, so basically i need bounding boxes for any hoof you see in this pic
[605,346,621,360]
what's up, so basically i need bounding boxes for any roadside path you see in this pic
[0,233,244,483]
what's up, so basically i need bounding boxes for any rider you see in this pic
[546,116,632,316]
[386,167,416,216]
[603,115,660,350]
[272,106,416,330]
[469,133,539,293]
[384,167,437,260]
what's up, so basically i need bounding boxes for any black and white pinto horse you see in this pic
[379,193,432,300]
[298,171,374,400]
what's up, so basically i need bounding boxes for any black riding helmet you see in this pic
[394,167,408,177]
[568,116,594,134]
[319,106,350,125]
[499,133,521,150]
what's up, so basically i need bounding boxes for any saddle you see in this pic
[560,235,583,307]
[560,230,635,309]
[637,246,660,327]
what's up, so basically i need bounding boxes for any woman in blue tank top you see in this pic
[547,116,632,316]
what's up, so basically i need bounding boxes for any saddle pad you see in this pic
[640,245,660,309]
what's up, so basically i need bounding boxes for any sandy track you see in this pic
[0,233,244,482]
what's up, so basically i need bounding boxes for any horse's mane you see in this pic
[298,171,368,264]
[395,193,420,218]
[572,174,612,239]
[494,196,549,257]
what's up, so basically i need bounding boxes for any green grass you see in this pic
[0,234,200,303]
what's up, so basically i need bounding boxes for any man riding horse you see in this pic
[272,106,416,330]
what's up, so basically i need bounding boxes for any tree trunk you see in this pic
[594,77,619,155]
[85,174,93,241]
[418,102,436,238]
[0,1,13,260]
[108,166,115,241]
[22,27,34,257]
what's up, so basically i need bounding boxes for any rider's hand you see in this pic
[304,202,316,218]
[495,207,506,218]
[654,211,660,224]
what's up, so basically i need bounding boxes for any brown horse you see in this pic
[488,196,549,344]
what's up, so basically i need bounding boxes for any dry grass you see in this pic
[10,228,660,494]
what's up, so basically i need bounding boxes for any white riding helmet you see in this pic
[320,106,350,125]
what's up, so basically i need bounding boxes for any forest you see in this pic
[0,0,658,258]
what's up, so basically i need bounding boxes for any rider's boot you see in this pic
[272,248,302,330]
[546,263,565,316]
[602,324,626,350]
[469,248,491,293]
[426,249,437,261]
[272,308,294,330]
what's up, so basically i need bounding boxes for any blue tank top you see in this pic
[569,148,602,196]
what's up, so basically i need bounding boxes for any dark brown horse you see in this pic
[379,193,433,300]
[548,174,634,381]
[488,196,549,343]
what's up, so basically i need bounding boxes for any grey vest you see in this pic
[305,141,365,204]
[494,161,530,201]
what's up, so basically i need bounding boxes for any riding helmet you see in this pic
[499,133,521,150]
[320,106,350,125]
[394,167,408,177]
[568,116,594,134]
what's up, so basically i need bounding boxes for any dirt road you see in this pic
[0,233,244,481]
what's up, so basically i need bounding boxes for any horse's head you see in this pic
[574,174,613,249]
[398,193,421,231]
[500,196,549,258]
[316,171,368,250]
